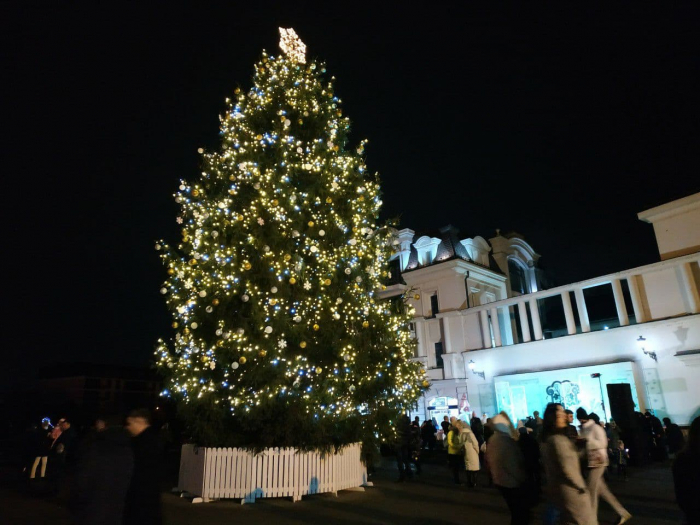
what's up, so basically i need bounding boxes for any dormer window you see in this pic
[413,236,442,266]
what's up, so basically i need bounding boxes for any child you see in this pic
[612,440,629,480]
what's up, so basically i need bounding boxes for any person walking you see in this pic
[394,415,413,481]
[517,426,541,494]
[74,416,134,525]
[672,416,699,525]
[420,419,436,451]
[446,420,463,484]
[486,413,530,525]
[30,419,52,479]
[124,409,163,525]
[542,403,595,525]
[663,417,685,456]
[564,409,578,440]
[577,408,632,524]
[612,441,629,481]
[458,420,480,488]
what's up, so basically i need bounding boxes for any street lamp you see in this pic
[468,360,485,380]
[637,335,657,362]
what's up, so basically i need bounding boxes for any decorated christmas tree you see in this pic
[155,29,426,451]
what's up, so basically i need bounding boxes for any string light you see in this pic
[155,29,427,447]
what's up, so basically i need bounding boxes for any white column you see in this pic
[573,288,591,333]
[479,310,491,349]
[529,298,543,340]
[679,262,700,314]
[627,275,646,324]
[442,317,453,354]
[517,301,532,342]
[561,291,577,335]
[611,278,630,326]
[490,307,503,347]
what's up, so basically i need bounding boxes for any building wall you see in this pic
[455,315,700,425]
[638,192,700,260]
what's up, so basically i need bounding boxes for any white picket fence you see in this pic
[177,443,368,503]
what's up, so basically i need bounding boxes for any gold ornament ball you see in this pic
[308,221,315,227]
[414,294,421,300]
[315,367,322,374]
[182,236,189,243]
[172,322,178,328]
[188,259,197,266]
[420,368,426,375]
[298,119,303,125]
[324,278,331,286]
[313,324,320,331]
[234,87,241,94]
[212,298,220,306]
[239,356,247,365]
[269,298,277,305]
[256,134,262,140]
[289,277,296,284]
[284,254,292,261]
[259,350,267,357]
[422,380,430,388]
[229,175,236,181]
[362,321,369,328]
[167,268,175,275]
[325,197,332,204]
[243,262,252,270]
[183,328,190,335]
[381,285,387,290]
[237,214,244,221]
[300,341,307,348]
[357,250,364,257]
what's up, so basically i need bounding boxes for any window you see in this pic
[430,293,439,317]
[508,259,528,294]
[435,342,444,368]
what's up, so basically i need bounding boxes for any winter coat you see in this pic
[459,426,480,471]
[485,416,527,488]
[580,420,608,467]
[74,427,134,525]
[447,428,462,455]
[124,426,163,525]
[542,434,595,525]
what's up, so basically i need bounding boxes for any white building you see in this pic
[382,193,700,426]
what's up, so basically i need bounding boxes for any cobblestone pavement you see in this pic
[1,452,683,525]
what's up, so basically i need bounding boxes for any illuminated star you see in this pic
[176,217,183,224]
[257,217,265,226]
[279,28,306,64]
[303,281,312,290]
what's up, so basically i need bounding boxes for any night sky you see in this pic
[3,4,699,384]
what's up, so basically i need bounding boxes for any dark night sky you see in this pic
[3,4,699,384]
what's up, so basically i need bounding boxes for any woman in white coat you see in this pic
[457,420,481,487]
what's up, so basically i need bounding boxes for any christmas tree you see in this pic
[155,28,426,451]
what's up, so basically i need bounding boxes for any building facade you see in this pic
[382,193,700,426]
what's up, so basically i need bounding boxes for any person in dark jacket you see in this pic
[517,426,541,495]
[124,409,163,525]
[420,420,436,451]
[563,409,578,440]
[664,417,685,455]
[673,416,699,525]
[74,416,134,525]
[395,415,413,481]
[471,412,485,448]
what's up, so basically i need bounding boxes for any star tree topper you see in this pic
[279,27,306,63]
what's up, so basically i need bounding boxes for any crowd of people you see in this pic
[21,409,164,525]
[398,408,699,525]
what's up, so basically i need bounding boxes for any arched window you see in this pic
[508,259,528,294]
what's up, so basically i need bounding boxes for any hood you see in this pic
[491,414,513,435]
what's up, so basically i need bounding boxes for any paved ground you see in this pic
[1,451,684,525]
